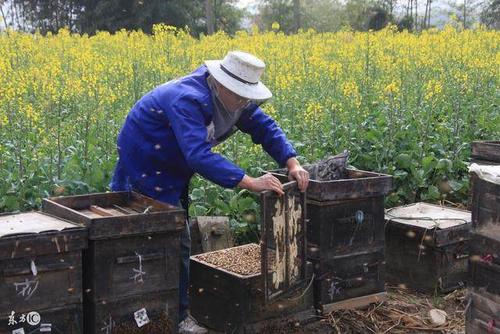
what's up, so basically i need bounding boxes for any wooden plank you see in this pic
[84,233,181,303]
[471,174,500,228]
[196,216,234,252]
[472,141,500,163]
[321,292,387,314]
[0,251,83,314]
[269,168,393,202]
[42,194,186,240]
[89,205,115,217]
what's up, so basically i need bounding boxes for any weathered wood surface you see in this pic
[260,181,307,303]
[192,216,234,254]
[308,197,385,258]
[0,211,86,319]
[385,219,469,293]
[321,291,387,314]
[472,140,500,164]
[466,288,500,334]
[0,212,87,260]
[313,247,385,309]
[42,191,185,240]
[83,232,181,303]
[1,251,83,313]
[469,228,500,295]
[471,174,500,229]
[189,255,313,333]
[0,303,83,334]
[270,169,393,202]
[84,289,178,334]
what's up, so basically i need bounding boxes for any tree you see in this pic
[293,0,301,31]
[301,0,346,32]
[423,0,433,29]
[343,0,379,31]
[480,0,500,29]
[76,0,205,34]
[212,0,245,35]
[206,0,215,34]
[446,0,483,29]
[6,0,81,33]
[256,0,296,33]
[368,7,391,30]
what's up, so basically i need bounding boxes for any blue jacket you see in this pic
[110,65,297,206]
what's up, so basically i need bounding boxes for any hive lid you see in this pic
[469,163,500,185]
[0,212,81,238]
[385,203,471,230]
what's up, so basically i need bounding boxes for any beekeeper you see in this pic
[110,50,309,334]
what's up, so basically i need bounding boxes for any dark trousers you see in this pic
[179,218,191,322]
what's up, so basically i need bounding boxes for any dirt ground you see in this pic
[277,286,467,334]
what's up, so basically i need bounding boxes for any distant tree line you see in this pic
[0,0,498,35]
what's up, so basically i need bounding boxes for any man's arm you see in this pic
[167,97,245,188]
[236,106,297,167]
[237,106,309,191]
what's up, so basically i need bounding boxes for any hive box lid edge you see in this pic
[42,191,186,239]
[269,168,393,201]
[385,202,471,230]
[0,211,87,260]
[0,211,86,238]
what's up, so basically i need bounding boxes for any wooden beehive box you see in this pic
[466,288,500,334]
[190,182,314,333]
[469,225,500,296]
[0,212,87,334]
[42,191,185,334]
[470,166,500,229]
[471,141,500,165]
[270,166,392,313]
[385,203,471,293]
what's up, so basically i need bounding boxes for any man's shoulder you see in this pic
[153,65,211,108]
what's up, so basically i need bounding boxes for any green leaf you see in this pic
[237,197,255,212]
[436,159,453,172]
[393,170,408,179]
[422,156,437,173]
[448,180,463,192]
[229,195,238,211]
[425,185,440,200]
[395,153,412,170]
[190,188,204,201]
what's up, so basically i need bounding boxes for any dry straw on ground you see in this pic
[325,286,466,334]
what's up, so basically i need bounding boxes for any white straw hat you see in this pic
[205,51,272,102]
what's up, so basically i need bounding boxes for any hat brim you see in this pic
[205,60,272,102]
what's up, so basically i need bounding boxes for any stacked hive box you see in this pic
[471,141,500,165]
[42,191,185,334]
[385,203,471,292]
[0,212,87,334]
[190,181,315,333]
[467,144,500,333]
[270,167,393,314]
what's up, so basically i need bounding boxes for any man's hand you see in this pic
[286,157,309,192]
[238,173,284,196]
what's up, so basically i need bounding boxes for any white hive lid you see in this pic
[0,212,79,238]
[385,202,471,230]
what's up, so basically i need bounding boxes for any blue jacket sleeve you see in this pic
[237,106,297,167]
[166,96,245,188]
